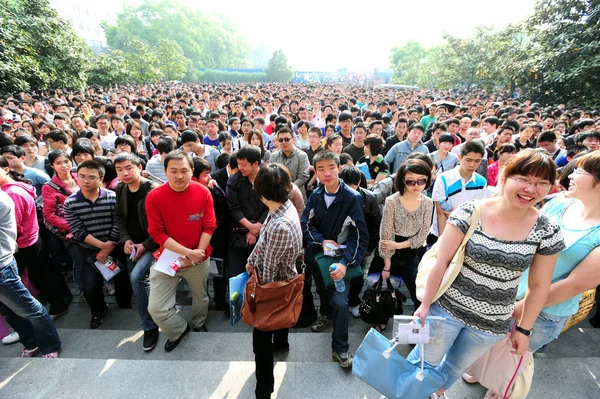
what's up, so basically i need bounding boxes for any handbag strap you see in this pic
[461,201,481,245]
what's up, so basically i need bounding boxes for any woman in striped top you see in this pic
[412,149,565,399]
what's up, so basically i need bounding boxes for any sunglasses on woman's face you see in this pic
[404,179,427,187]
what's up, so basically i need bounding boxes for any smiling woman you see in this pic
[411,149,565,397]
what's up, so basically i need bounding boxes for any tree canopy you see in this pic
[0,0,92,93]
[389,0,600,107]
[264,50,293,83]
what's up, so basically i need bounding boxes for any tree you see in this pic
[389,41,428,85]
[264,50,293,83]
[156,39,188,81]
[102,0,251,70]
[0,0,92,93]
[123,39,163,83]
[87,51,132,87]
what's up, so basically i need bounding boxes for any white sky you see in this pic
[206,0,537,72]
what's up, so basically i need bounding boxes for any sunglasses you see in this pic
[278,137,292,143]
[404,179,427,187]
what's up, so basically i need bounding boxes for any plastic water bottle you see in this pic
[330,265,346,292]
[440,199,452,212]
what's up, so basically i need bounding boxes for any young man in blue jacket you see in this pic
[300,151,369,368]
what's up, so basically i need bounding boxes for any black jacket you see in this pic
[211,167,230,193]
[358,187,382,253]
[114,177,160,252]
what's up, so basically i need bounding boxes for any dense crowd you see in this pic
[0,83,599,399]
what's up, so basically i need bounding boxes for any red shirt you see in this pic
[146,181,216,257]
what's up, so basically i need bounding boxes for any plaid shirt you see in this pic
[247,200,302,283]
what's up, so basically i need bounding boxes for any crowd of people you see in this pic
[0,83,600,399]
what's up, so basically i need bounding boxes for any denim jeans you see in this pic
[408,303,503,390]
[130,251,157,331]
[0,259,61,354]
[528,311,569,352]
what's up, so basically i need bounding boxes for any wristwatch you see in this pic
[515,325,533,337]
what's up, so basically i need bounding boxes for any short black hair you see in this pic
[339,165,362,186]
[537,130,558,144]
[164,150,194,169]
[461,140,485,157]
[236,145,262,165]
[114,153,143,167]
[313,150,340,167]
[192,157,211,179]
[364,134,384,156]
[14,135,38,146]
[47,129,69,144]
[72,140,95,159]
[157,136,176,155]
[338,111,353,122]
[48,149,71,165]
[253,163,292,203]
[0,145,25,158]
[394,159,432,194]
[76,159,105,178]
[180,130,200,144]
[228,151,238,169]
[114,135,136,152]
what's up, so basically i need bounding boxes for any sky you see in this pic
[206,0,538,72]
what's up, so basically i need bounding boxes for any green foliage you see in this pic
[87,51,133,87]
[197,70,267,83]
[0,0,92,93]
[264,50,293,83]
[102,0,250,70]
[389,0,600,106]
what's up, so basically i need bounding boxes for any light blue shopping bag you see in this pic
[229,272,250,327]
[352,328,446,399]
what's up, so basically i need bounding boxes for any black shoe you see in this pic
[49,301,69,319]
[90,306,108,329]
[272,342,290,353]
[193,325,208,332]
[214,302,227,311]
[164,324,191,352]
[143,328,159,352]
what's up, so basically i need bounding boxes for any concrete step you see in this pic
[1,356,599,399]
[43,302,415,333]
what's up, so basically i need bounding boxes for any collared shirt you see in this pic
[384,139,430,174]
[247,201,302,283]
[270,147,310,190]
[226,172,268,225]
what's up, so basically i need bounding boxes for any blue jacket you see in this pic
[301,180,369,268]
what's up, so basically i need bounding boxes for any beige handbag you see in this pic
[416,201,481,302]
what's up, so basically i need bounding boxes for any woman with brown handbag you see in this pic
[244,163,303,399]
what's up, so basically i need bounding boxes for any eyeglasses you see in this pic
[117,143,130,148]
[404,179,428,187]
[573,168,592,176]
[78,175,100,182]
[278,137,293,143]
[509,177,552,190]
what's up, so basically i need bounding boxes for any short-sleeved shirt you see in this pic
[430,166,488,236]
[438,202,565,335]
[357,154,389,180]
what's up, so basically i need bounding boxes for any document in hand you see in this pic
[153,248,184,276]
[93,257,121,281]
[356,162,372,181]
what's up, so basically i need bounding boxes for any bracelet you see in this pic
[383,268,391,272]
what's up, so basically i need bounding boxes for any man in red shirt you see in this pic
[146,151,216,352]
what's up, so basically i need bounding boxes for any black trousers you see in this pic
[70,244,132,316]
[14,237,71,310]
[252,327,288,399]
[369,252,421,309]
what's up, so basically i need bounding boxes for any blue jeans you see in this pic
[0,259,61,354]
[330,284,350,353]
[408,303,503,390]
[528,311,569,352]
[130,251,157,331]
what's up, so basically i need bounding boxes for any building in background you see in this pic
[49,0,124,53]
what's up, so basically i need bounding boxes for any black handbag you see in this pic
[359,277,405,324]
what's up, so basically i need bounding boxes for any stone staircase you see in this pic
[1,276,600,399]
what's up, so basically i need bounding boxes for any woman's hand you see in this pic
[379,240,397,252]
[381,269,391,281]
[413,303,431,327]
[511,330,530,356]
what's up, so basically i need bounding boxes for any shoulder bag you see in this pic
[415,201,480,302]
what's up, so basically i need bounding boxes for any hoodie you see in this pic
[1,181,39,248]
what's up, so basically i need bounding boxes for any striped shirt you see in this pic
[64,188,119,249]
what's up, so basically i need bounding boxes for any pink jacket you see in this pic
[1,181,39,248]
[41,173,78,234]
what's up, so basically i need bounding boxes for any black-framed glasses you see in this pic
[404,179,427,187]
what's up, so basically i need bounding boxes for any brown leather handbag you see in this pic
[241,265,304,331]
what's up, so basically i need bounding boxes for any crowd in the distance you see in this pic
[0,83,600,399]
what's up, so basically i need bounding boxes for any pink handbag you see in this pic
[465,336,533,399]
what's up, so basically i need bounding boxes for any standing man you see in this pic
[343,123,366,164]
[226,146,268,277]
[146,151,216,352]
[301,151,369,368]
[384,123,429,174]
[114,153,160,352]
[0,190,61,358]
[383,118,409,155]
[420,103,438,131]
[269,127,310,200]
[337,112,354,147]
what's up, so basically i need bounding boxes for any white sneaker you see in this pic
[462,372,478,383]
[484,390,501,399]
[2,332,19,345]
[349,305,360,318]
[430,393,449,399]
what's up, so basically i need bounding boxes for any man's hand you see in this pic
[96,249,111,263]
[131,243,146,262]
[177,256,193,269]
[207,179,216,189]
[329,263,346,280]
[123,240,134,255]
[186,248,206,264]
[102,241,116,253]
[248,223,261,236]
[141,170,151,178]
[246,232,257,246]
[322,240,340,251]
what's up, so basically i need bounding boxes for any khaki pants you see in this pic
[148,259,210,341]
